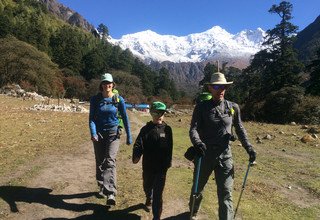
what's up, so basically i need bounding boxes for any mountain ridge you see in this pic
[110,26,266,67]
[39,0,94,32]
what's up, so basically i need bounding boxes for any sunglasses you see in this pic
[150,110,165,117]
[102,81,113,85]
[211,85,226,90]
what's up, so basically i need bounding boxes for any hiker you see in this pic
[89,73,132,206]
[187,72,256,220]
[132,101,173,220]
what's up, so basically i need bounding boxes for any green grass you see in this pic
[0,95,89,178]
[0,95,319,219]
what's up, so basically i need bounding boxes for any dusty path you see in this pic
[0,139,99,220]
[0,112,192,220]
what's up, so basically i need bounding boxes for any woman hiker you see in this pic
[89,72,132,206]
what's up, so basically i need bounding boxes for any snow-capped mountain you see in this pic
[110,26,266,64]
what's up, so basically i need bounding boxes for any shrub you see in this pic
[262,86,304,124]
[63,76,87,99]
[294,96,320,124]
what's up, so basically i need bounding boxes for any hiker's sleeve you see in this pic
[89,96,97,137]
[118,96,132,144]
[165,125,173,168]
[233,103,252,150]
[133,128,144,151]
[189,104,203,146]
[132,127,146,163]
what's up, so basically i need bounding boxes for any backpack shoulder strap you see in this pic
[112,94,122,121]
[112,93,120,104]
[224,99,235,117]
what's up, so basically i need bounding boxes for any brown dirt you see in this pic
[0,111,191,220]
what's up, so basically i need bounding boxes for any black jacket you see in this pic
[134,121,173,172]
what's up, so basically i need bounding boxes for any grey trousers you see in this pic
[93,134,120,196]
[189,153,234,220]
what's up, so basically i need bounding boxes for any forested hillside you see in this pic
[0,0,182,103]
[294,15,320,64]
[0,0,320,124]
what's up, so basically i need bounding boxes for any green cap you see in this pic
[151,101,168,112]
[101,73,113,82]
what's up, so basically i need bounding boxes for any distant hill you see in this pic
[149,61,206,93]
[294,15,320,64]
[39,0,94,31]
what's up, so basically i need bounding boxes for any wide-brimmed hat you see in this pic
[205,72,233,85]
[101,73,113,83]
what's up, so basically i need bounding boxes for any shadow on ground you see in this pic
[0,185,144,219]
[162,212,190,220]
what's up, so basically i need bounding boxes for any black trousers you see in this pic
[143,169,167,220]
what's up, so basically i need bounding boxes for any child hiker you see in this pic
[132,101,173,220]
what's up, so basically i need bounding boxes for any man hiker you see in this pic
[187,72,256,220]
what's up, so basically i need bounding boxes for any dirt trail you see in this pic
[0,139,97,220]
[0,112,192,220]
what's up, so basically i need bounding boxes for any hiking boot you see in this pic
[106,194,116,206]
[145,197,152,207]
[191,214,198,220]
[97,186,106,198]
[190,211,198,220]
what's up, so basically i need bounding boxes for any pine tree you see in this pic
[0,14,12,38]
[199,63,217,87]
[132,59,155,96]
[244,1,304,96]
[157,68,171,93]
[50,25,84,74]
[97,23,109,39]
[118,49,134,72]
[306,48,320,95]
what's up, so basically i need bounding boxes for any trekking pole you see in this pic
[190,156,202,220]
[234,162,253,219]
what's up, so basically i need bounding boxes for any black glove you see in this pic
[246,145,256,163]
[194,143,206,157]
[184,146,196,161]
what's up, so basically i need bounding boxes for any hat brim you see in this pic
[205,81,233,85]
[100,81,115,86]
[151,109,169,113]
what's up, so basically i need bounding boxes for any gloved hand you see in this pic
[127,136,132,145]
[184,146,196,161]
[194,143,206,157]
[246,145,256,163]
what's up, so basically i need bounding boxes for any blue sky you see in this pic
[58,0,320,39]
